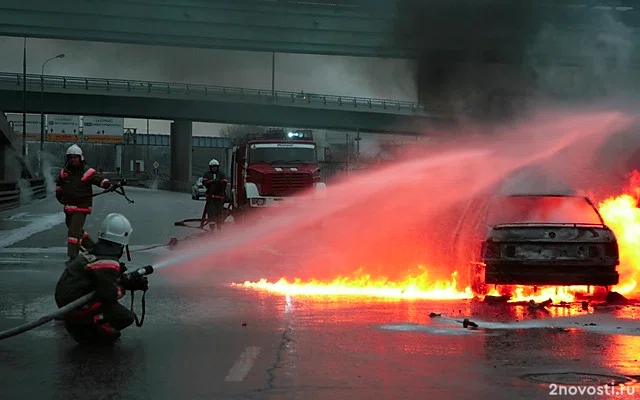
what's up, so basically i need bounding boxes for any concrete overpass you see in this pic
[0,72,448,134]
[0,72,446,189]
[1,0,638,58]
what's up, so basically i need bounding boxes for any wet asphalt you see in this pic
[0,187,639,399]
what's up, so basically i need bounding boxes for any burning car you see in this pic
[453,193,620,294]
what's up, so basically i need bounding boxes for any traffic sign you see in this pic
[153,161,159,169]
[153,168,159,175]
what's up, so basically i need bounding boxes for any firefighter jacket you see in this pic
[202,170,228,199]
[55,163,109,214]
[54,244,126,308]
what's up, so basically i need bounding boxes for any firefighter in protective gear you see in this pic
[54,213,146,345]
[56,144,111,260]
[202,158,228,230]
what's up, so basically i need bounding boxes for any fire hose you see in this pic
[92,179,135,204]
[0,265,154,341]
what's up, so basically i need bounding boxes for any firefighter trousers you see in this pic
[65,212,95,259]
[64,301,136,345]
[205,198,225,230]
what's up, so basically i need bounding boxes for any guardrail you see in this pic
[0,178,47,211]
[0,72,439,115]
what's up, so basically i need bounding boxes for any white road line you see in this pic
[0,212,65,248]
[0,244,165,253]
[224,346,262,382]
[6,212,29,221]
[0,258,64,264]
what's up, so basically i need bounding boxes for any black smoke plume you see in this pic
[394,0,635,121]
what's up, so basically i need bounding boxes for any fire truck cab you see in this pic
[229,128,326,219]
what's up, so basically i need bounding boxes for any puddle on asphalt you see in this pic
[378,321,498,336]
[378,313,640,337]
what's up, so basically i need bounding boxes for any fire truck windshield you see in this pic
[248,143,317,164]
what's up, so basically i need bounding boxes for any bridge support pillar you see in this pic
[169,120,192,191]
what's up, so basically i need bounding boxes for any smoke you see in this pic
[0,36,415,100]
[17,179,32,205]
[40,151,58,194]
[393,1,637,120]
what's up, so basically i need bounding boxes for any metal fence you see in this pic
[0,178,47,211]
[0,72,434,116]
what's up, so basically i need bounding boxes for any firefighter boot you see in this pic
[67,237,81,261]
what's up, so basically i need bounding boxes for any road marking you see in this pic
[0,212,65,248]
[225,346,261,382]
[0,244,165,253]
[0,258,65,264]
[6,212,29,220]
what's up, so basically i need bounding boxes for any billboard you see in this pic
[6,113,41,134]
[83,135,124,143]
[47,114,80,135]
[83,116,124,136]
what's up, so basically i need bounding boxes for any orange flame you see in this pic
[234,172,640,303]
[233,267,473,300]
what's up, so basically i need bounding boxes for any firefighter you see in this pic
[54,213,147,345]
[56,144,111,260]
[202,158,228,230]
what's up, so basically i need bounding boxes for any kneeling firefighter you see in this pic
[54,213,149,345]
[202,158,228,230]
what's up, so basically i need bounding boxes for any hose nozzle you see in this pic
[123,265,154,280]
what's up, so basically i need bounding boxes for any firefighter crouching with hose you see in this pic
[55,213,150,345]
[56,144,112,261]
[202,158,229,231]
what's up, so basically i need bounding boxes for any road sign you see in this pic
[153,161,159,169]
[153,168,159,175]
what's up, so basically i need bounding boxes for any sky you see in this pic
[0,36,417,137]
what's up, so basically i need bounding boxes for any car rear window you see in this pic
[485,195,603,225]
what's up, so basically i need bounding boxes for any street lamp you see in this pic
[39,53,65,175]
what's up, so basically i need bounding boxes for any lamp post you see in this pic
[22,38,26,162]
[39,53,65,175]
[271,52,275,96]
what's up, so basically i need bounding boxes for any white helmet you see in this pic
[209,159,219,167]
[97,213,133,246]
[66,144,84,161]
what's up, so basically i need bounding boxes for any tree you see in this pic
[219,124,264,145]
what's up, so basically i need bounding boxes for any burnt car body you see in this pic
[453,194,620,293]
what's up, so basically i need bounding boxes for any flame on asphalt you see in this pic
[232,169,640,303]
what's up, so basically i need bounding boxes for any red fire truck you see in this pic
[229,128,326,222]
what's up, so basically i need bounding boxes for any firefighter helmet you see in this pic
[209,159,219,167]
[97,213,133,246]
[66,144,84,161]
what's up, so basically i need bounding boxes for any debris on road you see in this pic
[527,299,553,309]
[462,318,478,329]
[483,295,511,304]
[605,291,631,305]
[429,312,441,318]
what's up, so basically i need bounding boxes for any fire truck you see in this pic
[229,128,326,222]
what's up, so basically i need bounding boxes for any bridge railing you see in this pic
[0,72,445,115]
